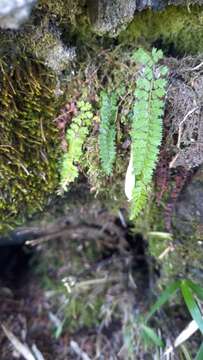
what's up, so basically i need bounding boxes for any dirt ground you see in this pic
[0,198,200,360]
[0,202,149,360]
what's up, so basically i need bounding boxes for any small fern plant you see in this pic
[99,91,118,176]
[128,48,168,218]
[59,100,93,193]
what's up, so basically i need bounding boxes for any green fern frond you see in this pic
[99,91,118,176]
[130,181,150,219]
[59,100,93,193]
[130,48,168,218]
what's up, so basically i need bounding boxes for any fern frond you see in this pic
[59,100,93,193]
[99,91,118,176]
[131,181,150,219]
[130,48,168,218]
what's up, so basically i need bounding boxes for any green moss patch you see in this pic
[0,52,61,232]
[119,6,203,55]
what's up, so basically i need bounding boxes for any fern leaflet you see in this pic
[99,91,118,176]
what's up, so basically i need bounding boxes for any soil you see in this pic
[0,205,151,360]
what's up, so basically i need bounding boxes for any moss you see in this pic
[34,0,94,48]
[31,1,203,58]
[119,6,203,55]
[142,200,203,285]
[133,199,203,288]
[36,0,83,24]
[148,233,171,259]
[0,49,62,232]
[157,234,203,286]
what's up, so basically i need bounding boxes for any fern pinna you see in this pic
[130,48,168,218]
[59,100,93,193]
[99,91,117,176]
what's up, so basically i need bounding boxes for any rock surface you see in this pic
[87,0,203,35]
[156,165,203,285]
[87,0,136,35]
[173,165,203,239]
[0,0,35,29]
[137,0,203,10]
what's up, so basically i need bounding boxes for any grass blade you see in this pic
[164,320,199,357]
[195,343,203,360]
[186,280,203,301]
[141,324,164,347]
[180,344,192,360]
[145,280,181,322]
[174,319,198,348]
[181,281,203,334]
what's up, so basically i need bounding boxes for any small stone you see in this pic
[0,0,36,29]
[87,0,136,35]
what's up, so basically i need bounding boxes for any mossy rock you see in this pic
[173,166,203,239]
[146,166,203,286]
[119,6,203,55]
[169,166,203,281]
[0,48,62,232]
[36,0,82,21]
[1,1,203,235]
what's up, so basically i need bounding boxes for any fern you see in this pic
[99,91,118,176]
[130,48,168,218]
[59,100,93,193]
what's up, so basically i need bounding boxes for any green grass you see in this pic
[142,279,203,358]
